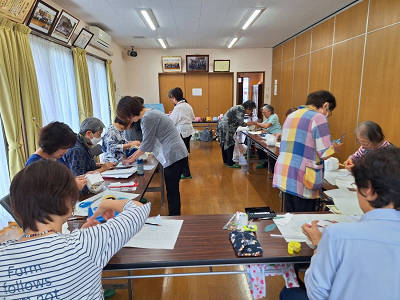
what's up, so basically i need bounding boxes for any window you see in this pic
[0,117,13,225]
[87,55,111,128]
[30,35,80,132]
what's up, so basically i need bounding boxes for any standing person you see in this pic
[63,117,115,176]
[168,87,195,179]
[343,121,392,170]
[217,101,257,168]
[117,96,188,216]
[273,90,342,212]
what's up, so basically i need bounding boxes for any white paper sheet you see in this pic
[124,219,183,249]
[74,190,140,216]
[274,214,360,243]
[144,164,156,171]
[324,188,364,216]
[324,169,355,189]
[101,167,137,178]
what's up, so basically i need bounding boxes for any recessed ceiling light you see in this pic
[242,9,263,30]
[228,37,239,48]
[157,38,167,49]
[140,9,158,31]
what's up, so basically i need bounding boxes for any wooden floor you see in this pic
[105,140,285,300]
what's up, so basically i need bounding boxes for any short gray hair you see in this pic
[262,104,274,114]
[79,117,105,135]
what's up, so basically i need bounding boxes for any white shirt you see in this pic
[169,100,195,138]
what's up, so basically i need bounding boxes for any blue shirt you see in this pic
[25,154,68,167]
[62,135,97,176]
[305,208,400,300]
[263,113,281,134]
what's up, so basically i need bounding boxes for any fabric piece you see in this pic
[273,106,334,199]
[230,231,263,257]
[0,202,150,299]
[102,124,127,163]
[169,100,195,138]
[72,47,93,122]
[263,113,282,134]
[305,208,400,300]
[0,17,26,178]
[217,105,246,150]
[233,131,247,165]
[106,59,116,123]
[247,264,299,299]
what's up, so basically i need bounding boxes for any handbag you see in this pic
[229,230,263,257]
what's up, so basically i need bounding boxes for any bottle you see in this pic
[136,159,144,176]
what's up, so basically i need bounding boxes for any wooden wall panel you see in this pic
[159,74,185,114]
[292,55,310,108]
[184,73,209,117]
[208,73,233,117]
[330,36,364,162]
[279,60,294,122]
[311,18,334,51]
[335,1,368,43]
[273,46,283,64]
[282,39,295,61]
[295,31,311,57]
[368,0,400,31]
[271,63,282,120]
[359,24,400,146]
[309,47,332,92]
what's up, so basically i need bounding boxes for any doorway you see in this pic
[237,72,265,118]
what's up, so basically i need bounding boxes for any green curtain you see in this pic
[0,17,26,178]
[72,47,93,122]
[106,59,116,123]
[14,24,43,156]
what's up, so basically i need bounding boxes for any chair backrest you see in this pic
[0,194,22,228]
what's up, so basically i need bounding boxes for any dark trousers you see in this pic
[280,287,309,300]
[284,192,317,212]
[164,157,186,216]
[257,149,276,172]
[181,135,191,177]
[221,145,235,166]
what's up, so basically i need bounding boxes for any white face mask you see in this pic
[91,137,101,145]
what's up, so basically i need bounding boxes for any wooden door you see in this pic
[158,73,185,114]
[208,73,233,117]
[184,73,209,118]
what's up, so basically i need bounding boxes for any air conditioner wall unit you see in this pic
[87,26,113,56]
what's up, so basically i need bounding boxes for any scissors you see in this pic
[80,195,120,223]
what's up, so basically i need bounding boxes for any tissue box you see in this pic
[85,173,105,193]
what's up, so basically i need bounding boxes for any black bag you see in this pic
[229,230,263,257]
[199,128,213,142]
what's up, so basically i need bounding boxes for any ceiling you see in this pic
[53,0,358,48]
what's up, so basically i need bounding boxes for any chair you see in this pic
[0,194,22,228]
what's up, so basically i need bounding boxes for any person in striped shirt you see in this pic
[0,160,150,299]
[273,91,343,212]
[343,121,392,170]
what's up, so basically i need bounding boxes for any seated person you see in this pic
[63,117,114,176]
[255,105,281,169]
[344,121,392,170]
[0,160,150,299]
[26,121,86,190]
[280,147,400,300]
[102,117,140,163]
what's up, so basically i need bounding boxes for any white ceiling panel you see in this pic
[53,0,359,48]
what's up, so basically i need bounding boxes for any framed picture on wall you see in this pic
[50,10,79,43]
[26,0,59,35]
[0,0,36,23]
[186,55,209,72]
[161,56,182,72]
[214,60,230,72]
[73,28,94,49]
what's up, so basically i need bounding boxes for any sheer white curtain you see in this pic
[0,117,13,226]
[30,35,80,132]
[87,55,111,127]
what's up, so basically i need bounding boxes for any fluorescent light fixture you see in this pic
[140,9,158,31]
[242,9,262,30]
[157,38,167,49]
[228,37,238,48]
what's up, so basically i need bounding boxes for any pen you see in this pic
[145,222,160,226]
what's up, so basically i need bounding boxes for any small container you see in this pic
[136,159,144,176]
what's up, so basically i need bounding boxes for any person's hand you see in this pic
[333,141,344,153]
[100,162,116,172]
[123,157,135,166]
[128,141,141,147]
[343,158,354,171]
[247,121,257,126]
[275,133,282,142]
[81,217,100,229]
[302,220,322,247]
[75,177,87,190]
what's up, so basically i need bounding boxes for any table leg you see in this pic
[246,137,251,172]
[128,270,134,300]
[159,165,165,207]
